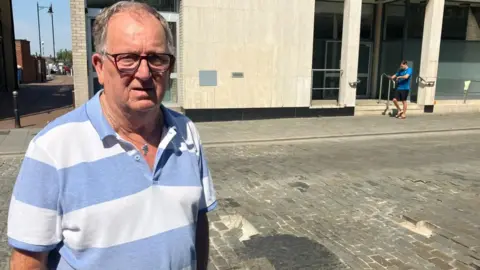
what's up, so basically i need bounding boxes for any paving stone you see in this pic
[368,262,386,270]
[430,250,454,263]
[412,241,434,252]
[213,222,229,231]
[451,260,475,270]
[370,255,391,267]
[413,247,434,261]
[428,257,454,270]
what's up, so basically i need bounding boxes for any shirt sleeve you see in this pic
[187,121,217,213]
[198,144,217,213]
[7,140,62,252]
[406,68,413,76]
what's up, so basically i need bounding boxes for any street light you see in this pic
[36,2,55,60]
[47,4,56,62]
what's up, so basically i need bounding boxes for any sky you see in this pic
[12,0,72,57]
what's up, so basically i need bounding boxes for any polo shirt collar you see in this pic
[86,90,116,140]
[86,89,177,140]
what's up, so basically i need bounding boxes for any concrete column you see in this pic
[417,0,444,106]
[70,0,89,107]
[466,8,480,41]
[338,0,362,107]
[371,3,383,99]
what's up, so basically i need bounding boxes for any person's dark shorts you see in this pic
[394,90,409,101]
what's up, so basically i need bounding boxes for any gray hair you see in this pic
[93,1,175,55]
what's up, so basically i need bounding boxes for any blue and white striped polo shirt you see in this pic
[7,91,217,269]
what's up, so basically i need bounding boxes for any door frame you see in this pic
[86,9,179,100]
[324,40,373,99]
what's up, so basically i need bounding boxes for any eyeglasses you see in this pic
[104,52,175,75]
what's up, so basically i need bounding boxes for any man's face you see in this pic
[93,10,171,113]
[400,63,407,70]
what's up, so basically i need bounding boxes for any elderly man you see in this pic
[7,2,216,269]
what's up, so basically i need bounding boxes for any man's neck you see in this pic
[100,94,163,141]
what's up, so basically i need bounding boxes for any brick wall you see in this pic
[70,0,89,107]
[15,40,36,83]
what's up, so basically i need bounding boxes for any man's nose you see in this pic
[135,59,151,80]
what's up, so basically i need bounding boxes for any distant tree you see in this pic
[56,49,72,65]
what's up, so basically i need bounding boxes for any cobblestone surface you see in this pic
[0,132,479,269]
[204,132,480,270]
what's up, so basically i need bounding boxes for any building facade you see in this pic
[0,0,18,92]
[71,0,480,121]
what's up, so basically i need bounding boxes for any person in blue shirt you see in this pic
[389,60,413,119]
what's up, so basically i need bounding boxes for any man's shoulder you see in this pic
[164,107,197,133]
[32,104,90,145]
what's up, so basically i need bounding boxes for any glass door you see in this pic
[357,43,372,98]
[324,40,372,99]
[86,9,179,103]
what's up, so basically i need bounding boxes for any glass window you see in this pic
[384,4,406,40]
[442,6,468,40]
[164,78,177,103]
[385,3,468,41]
[93,77,102,95]
[135,0,178,12]
[314,2,374,41]
[87,0,178,11]
[91,19,96,53]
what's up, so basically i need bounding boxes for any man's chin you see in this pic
[129,100,160,113]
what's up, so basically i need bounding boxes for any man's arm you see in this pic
[195,212,210,270]
[10,249,48,270]
[396,74,410,79]
[7,141,61,269]
[189,121,217,270]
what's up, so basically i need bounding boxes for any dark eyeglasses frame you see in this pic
[103,52,176,75]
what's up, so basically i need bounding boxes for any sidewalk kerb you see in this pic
[202,127,480,147]
[1,126,480,156]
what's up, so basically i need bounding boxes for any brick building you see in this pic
[15,40,46,83]
[71,0,480,120]
[0,0,17,92]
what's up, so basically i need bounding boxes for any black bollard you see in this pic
[12,91,21,128]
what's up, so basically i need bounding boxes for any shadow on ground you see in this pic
[238,234,347,270]
[0,76,73,120]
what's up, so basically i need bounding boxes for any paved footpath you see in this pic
[1,113,480,155]
[0,75,74,129]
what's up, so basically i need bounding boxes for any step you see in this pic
[433,104,480,114]
[355,109,424,116]
[355,104,424,116]
[355,104,423,111]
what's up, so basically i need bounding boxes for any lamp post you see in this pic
[47,4,56,62]
[36,2,50,57]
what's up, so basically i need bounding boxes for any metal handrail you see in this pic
[378,73,396,104]
[312,69,343,73]
[311,69,343,101]
[311,69,343,91]
[462,79,480,104]
[416,76,435,87]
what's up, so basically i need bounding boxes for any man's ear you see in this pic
[92,53,105,85]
